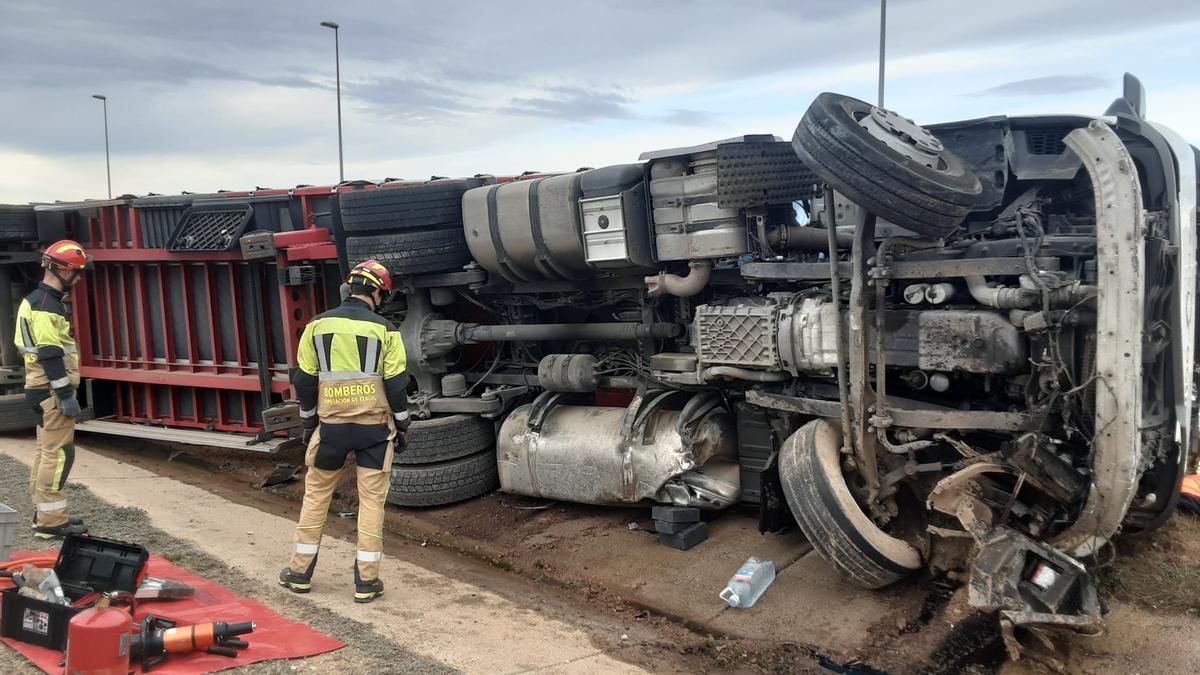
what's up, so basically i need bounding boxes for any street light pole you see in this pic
[92,94,111,198]
[877,0,887,108]
[320,21,344,183]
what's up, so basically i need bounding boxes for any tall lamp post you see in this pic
[320,21,344,183]
[877,0,887,107]
[92,94,111,198]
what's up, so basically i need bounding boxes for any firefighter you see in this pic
[279,260,409,603]
[17,240,90,539]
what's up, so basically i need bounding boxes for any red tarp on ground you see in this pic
[1,552,343,674]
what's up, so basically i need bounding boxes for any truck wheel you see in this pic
[779,418,922,589]
[339,179,485,234]
[0,205,38,242]
[346,229,473,276]
[387,449,499,507]
[396,414,494,465]
[0,393,38,432]
[791,93,981,238]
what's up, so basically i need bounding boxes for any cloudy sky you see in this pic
[1,0,1197,203]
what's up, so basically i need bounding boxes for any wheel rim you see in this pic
[856,105,948,171]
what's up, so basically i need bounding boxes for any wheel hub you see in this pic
[859,106,945,169]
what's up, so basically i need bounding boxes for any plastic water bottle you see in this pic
[719,557,776,608]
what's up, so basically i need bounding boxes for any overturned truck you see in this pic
[366,77,1197,636]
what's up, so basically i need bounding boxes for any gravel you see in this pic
[0,453,457,674]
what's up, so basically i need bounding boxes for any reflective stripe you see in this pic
[299,407,317,419]
[393,411,409,423]
[356,550,383,562]
[19,317,33,350]
[314,334,330,372]
[37,500,67,512]
[364,337,380,374]
[49,376,70,390]
[318,370,377,381]
[52,448,67,491]
[358,528,383,540]
[17,344,76,355]
[294,543,320,554]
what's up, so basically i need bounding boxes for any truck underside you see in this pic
[2,75,1196,654]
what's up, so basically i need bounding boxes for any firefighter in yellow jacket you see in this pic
[17,240,90,539]
[280,260,409,603]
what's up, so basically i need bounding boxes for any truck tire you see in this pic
[0,393,38,432]
[792,93,981,238]
[339,179,485,234]
[346,229,473,276]
[0,205,37,242]
[395,414,494,465]
[387,449,499,507]
[779,418,922,589]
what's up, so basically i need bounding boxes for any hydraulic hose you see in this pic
[701,366,788,382]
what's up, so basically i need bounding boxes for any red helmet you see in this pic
[42,240,89,271]
[347,259,393,294]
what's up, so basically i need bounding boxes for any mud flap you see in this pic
[757,452,796,534]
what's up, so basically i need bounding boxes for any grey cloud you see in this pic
[348,76,480,121]
[973,75,1109,97]
[502,87,637,122]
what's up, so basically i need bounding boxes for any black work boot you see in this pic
[354,564,384,604]
[278,568,313,593]
[32,521,88,540]
[31,515,84,527]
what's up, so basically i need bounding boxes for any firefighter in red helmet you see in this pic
[17,240,91,538]
[280,260,410,603]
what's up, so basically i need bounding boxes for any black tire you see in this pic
[792,93,981,238]
[779,418,922,589]
[0,393,38,432]
[346,229,473,276]
[395,414,494,465]
[387,449,499,507]
[339,179,485,234]
[0,205,37,242]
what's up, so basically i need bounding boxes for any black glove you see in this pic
[301,415,318,445]
[59,396,82,419]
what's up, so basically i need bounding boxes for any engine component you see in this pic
[645,260,712,297]
[463,172,589,282]
[929,373,951,392]
[497,402,736,506]
[537,354,597,392]
[903,284,929,304]
[648,151,748,260]
[965,275,1096,309]
[578,164,654,270]
[924,283,956,304]
[880,310,1025,374]
[694,296,839,375]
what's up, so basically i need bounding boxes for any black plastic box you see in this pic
[0,535,148,650]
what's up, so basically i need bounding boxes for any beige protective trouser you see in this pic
[30,395,75,527]
[288,425,395,581]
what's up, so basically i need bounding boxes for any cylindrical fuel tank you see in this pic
[463,173,588,282]
[497,404,736,505]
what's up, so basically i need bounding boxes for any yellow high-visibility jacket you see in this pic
[15,283,79,392]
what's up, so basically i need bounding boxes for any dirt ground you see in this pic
[4,429,1200,673]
